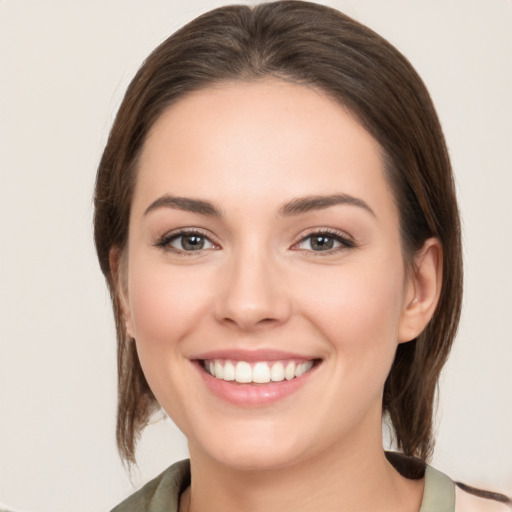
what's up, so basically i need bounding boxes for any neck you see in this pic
[183,426,423,512]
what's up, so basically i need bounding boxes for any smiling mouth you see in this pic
[200,358,321,384]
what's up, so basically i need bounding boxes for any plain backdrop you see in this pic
[0,1,511,511]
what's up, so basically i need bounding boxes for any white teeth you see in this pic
[253,362,271,383]
[270,361,285,382]
[285,362,295,380]
[295,361,313,377]
[304,360,313,373]
[205,359,315,383]
[214,360,224,380]
[223,361,235,381]
[235,361,252,383]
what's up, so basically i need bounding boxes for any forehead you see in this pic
[134,79,394,219]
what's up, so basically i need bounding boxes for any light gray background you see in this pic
[0,1,511,511]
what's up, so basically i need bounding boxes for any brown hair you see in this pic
[94,1,463,465]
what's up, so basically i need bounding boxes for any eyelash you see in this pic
[154,228,219,256]
[154,228,356,255]
[292,228,356,255]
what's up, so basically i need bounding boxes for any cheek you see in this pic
[127,258,213,349]
[125,259,215,427]
[297,255,405,362]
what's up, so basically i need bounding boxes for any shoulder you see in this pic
[110,459,190,512]
[455,484,511,512]
[388,452,511,512]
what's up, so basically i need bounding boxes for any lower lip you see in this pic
[193,361,319,407]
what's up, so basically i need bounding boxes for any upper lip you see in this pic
[191,349,318,362]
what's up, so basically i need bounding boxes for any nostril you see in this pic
[217,305,289,331]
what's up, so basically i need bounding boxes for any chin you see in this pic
[212,445,304,472]
[190,421,310,472]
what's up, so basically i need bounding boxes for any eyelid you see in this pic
[153,226,355,255]
[291,228,356,252]
[154,227,221,253]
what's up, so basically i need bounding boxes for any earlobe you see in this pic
[109,247,135,339]
[398,238,443,343]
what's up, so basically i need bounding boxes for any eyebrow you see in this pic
[279,194,375,217]
[143,193,375,218]
[144,195,223,217]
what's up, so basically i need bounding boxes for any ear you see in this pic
[109,247,135,339]
[398,238,443,343]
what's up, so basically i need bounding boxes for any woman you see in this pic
[94,2,510,511]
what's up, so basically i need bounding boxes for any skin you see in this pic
[116,79,442,512]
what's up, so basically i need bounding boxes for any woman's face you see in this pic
[121,79,419,470]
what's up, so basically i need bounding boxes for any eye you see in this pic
[156,230,218,253]
[294,231,355,252]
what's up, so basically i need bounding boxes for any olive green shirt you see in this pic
[110,454,455,512]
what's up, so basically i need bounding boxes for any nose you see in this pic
[214,249,292,331]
